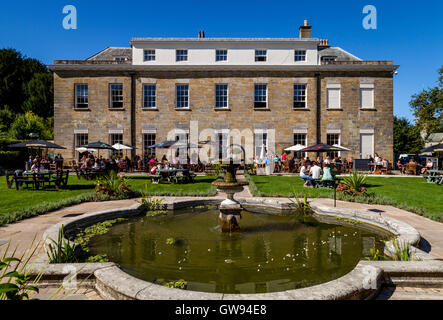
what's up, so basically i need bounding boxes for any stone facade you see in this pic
[52,68,394,163]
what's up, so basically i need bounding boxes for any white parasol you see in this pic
[284,144,306,151]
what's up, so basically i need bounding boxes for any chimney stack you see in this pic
[299,20,312,39]
[198,30,205,38]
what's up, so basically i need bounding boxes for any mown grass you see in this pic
[247,175,443,222]
[0,175,217,226]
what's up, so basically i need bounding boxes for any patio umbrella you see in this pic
[146,140,177,149]
[421,143,443,153]
[75,147,98,153]
[112,143,134,151]
[299,143,351,153]
[112,143,136,158]
[332,144,351,151]
[79,141,115,158]
[9,139,66,149]
[284,144,306,151]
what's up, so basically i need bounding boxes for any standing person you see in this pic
[282,151,287,162]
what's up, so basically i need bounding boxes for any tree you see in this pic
[393,116,423,155]
[409,65,443,140]
[8,111,53,140]
[0,48,53,118]
[0,49,25,115]
[22,73,53,118]
[0,106,15,133]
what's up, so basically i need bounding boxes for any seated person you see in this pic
[299,160,313,187]
[151,164,159,174]
[309,162,322,185]
[30,160,41,173]
[421,159,433,174]
[321,163,334,181]
[396,160,405,173]
[92,160,100,169]
[381,157,388,169]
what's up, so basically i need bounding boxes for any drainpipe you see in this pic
[315,73,321,144]
[130,73,136,159]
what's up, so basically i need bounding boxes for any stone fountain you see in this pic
[211,159,248,232]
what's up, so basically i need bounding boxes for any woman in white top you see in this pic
[421,159,433,174]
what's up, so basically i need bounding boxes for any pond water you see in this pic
[87,209,391,294]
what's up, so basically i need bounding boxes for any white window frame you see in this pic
[143,49,156,61]
[326,83,341,109]
[215,84,229,109]
[215,49,228,62]
[254,129,268,158]
[176,49,188,62]
[359,129,374,159]
[326,132,341,157]
[294,49,307,62]
[109,83,124,109]
[293,84,307,109]
[360,83,374,109]
[176,84,189,109]
[75,84,88,109]
[143,131,157,158]
[254,84,268,109]
[255,49,267,62]
[293,131,307,157]
[142,84,157,109]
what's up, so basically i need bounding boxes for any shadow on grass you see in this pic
[64,184,96,191]
[364,184,384,188]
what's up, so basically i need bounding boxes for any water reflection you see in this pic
[88,210,389,294]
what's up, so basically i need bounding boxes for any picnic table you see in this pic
[74,167,109,180]
[148,168,196,184]
[12,170,69,190]
[423,170,443,185]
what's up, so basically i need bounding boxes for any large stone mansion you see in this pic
[49,20,397,163]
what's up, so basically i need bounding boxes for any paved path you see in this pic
[310,198,443,259]
[1,185,443,300]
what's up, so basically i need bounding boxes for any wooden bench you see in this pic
[315,179,336,188]
[148,174,162,184]
[5,171,14,189]
[13,173,35,190]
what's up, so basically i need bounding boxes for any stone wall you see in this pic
[53,70,393,163]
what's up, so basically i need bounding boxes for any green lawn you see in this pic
[0,175,217,226]
[250,175,443,221]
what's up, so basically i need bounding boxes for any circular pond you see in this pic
[87,208,391,294]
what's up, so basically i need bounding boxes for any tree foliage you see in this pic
[8,111,53,140]
[0,49,53,117]
[0,48,53,139]
[409,65,443,140]
[393,116,424,155]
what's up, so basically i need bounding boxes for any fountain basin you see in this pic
[41,199,429,300]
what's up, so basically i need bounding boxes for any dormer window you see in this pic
[255,49,267,62]
[114,57,126,62]
[321,56,337,62]
[176,49,188,62]
[143,49,156,61]
[216,49,227,61]
[294,50,306,61]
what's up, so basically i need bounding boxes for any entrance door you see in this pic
[360,133,374,159]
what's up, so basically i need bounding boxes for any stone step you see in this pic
[376,286,443,300]
[388,278,443,288]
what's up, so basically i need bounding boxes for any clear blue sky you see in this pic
[0,0,442,121]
